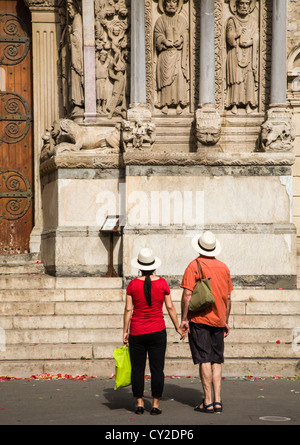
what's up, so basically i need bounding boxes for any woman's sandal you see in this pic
[194,400,214,413]
[213,401,223,413]
[150,407,162,415]
[135,406,144,415]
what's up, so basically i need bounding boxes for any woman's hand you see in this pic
[123,332,129,344]
[176,327,186,341]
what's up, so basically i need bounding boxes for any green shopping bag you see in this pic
[113,344,132,390]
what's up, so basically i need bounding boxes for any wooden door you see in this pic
[0,0,33,254]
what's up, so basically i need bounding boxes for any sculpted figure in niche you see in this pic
[225,0,259,114]
[96,49,110,114]
[66,0,84,116]
[154,0,190,115]
[95,0,129,118]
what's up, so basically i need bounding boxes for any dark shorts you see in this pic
[188,322,225,364]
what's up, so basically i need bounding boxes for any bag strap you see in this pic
[195,259,203,282]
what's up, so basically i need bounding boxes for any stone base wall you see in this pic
[40,152,297,288]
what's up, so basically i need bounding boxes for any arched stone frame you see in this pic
[22,0,61,253]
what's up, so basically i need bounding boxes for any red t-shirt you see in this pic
[126,277,170,335]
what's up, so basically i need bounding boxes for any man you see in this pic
[180,231,233,413]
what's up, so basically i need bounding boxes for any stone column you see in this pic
[195,0,220,149]
[260,0,295,152]
[270,0,287,105]
[199,0,215,105]
[82,0,97,123]
[127,0,151,122]
[25,1,60,253]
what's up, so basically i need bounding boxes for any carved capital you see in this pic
[23,0,59,10]
[121,119,156,152]
[195,105,221,148]
[260,105,296,152]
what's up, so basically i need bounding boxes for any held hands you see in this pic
[179,320,190,340]
[176,327,186,341]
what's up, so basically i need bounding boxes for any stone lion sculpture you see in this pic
[41,118,121,162]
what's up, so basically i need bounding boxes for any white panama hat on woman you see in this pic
[192,231,221,257]
[131,247,162,271]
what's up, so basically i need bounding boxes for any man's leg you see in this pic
[212,362,222,403]
[199,362,213,410]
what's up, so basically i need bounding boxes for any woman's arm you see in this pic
[165,294,185,339]
[123,294,133,344]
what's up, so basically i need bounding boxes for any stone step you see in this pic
[1,341,298,362]
[2,312,300,331]
[1,300,299,317]
[0,275,123,290]
[0,254,45,275]
[1,358,299,378]
[0,288,124,302]
[1,328,294,345]
[0,357,299,380]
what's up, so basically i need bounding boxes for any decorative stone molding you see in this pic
[23,0,59,10]
[40,153,123,176]
[123,151,295,167]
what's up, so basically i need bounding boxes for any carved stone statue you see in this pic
[66,0,84,116]
[94,0,129,119]
[96,49,110,114]
[40,119,121,162]
[154,0,190,115]
[225,0,259,114]
[121,119,156,151]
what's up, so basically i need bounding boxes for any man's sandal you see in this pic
[213,401,223,413]
[194,400,214,413]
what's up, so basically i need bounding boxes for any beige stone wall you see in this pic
[288,1,300,253]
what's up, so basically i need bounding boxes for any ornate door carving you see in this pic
[0,0,33,254]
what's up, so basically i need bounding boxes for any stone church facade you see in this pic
[21,0,298,288]
[1,0,300,285]
[0,0,300,376]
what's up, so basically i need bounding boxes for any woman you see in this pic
[123,248,184,415]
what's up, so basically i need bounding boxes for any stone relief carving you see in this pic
[65,0,84,117]
[153,0,190,115]
[40,119,120,162]
[195,105,221,148]
[259,107,296,152]
[121,119,156,151]
[94,0,129,118]
[225,0,259,114]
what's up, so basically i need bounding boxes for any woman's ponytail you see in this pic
[144,275,152,307]
[143,271,154,307]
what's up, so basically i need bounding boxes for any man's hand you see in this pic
[224,323,230,338]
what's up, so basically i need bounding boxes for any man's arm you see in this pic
[224,293,231,338]
[180,288,192,336]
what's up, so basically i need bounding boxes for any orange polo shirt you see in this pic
[181,257,233,327]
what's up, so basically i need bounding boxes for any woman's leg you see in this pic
[147,330,167,406]
[129,334,147,402]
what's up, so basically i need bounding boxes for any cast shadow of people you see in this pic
[102,380,201,413]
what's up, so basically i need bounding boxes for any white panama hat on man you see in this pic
[131,247,162,271]
[192,231,221,257]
